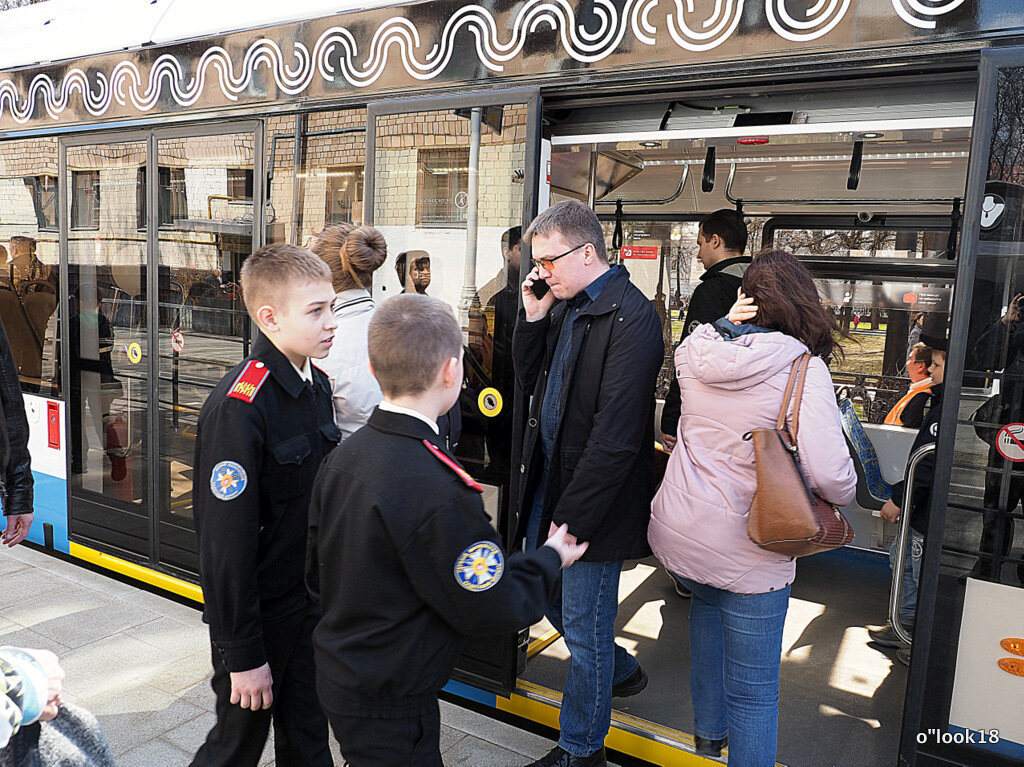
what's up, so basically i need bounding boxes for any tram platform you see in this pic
[0,544,619,767]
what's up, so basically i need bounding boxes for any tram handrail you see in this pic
[888,442,935,646]
[595,164,689,206]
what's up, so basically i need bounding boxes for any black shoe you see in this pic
[611,665,648,698]
[868,622,911,648]
[897,647,911,667]
[695,735,728,757]
[668,571,692,598]
[525,746,607,767]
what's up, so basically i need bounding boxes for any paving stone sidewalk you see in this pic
[0,544,597,766]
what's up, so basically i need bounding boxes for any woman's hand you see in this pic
[727,290,757,325]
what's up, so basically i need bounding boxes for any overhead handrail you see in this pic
[723,162,955,207]
[888,442,936,646]
[594,165,689,206]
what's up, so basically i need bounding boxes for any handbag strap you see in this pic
[776,353,813,446]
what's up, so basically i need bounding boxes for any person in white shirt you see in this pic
[309,224,388,440]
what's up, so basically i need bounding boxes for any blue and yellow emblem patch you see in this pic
[454,541,504,592]
[210,460,247,501]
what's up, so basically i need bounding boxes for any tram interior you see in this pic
[525,81,976,766]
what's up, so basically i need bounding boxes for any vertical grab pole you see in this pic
[888,443,936,646]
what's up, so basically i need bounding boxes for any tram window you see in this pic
[0,138,60,397]
[70,170,100,230]
[226,168,253,201]
[772,226,951,260]
[417,148,469,227]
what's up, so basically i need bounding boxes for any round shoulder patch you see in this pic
[210,460,247,501]
[454,540,505,592]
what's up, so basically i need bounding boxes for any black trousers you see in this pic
[976,447,1024,581]
[325,700,442,767]
[190,608,333,767]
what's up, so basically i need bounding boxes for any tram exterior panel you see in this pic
[3,1,1024,765]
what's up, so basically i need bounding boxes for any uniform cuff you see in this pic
[213,636,266,673]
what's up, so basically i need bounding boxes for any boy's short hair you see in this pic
[240,244,331,320]
[368,294,462,397]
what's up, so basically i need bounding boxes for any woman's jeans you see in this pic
[676,576,790,767]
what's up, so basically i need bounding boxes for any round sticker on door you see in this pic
[171,330,185,354]
[996,423,1024,463]
[478,387,503,418]
[126,342,143,365]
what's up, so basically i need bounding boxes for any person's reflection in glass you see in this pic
[970,293,1024,584]
[395,251,431,294]
[1,237,56,393]
[69,283,124,480]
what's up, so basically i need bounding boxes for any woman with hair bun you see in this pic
[310,224,388,440]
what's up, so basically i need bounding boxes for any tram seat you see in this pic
[839,398,892,511]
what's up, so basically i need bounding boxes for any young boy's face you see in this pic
[265,280,337,366]
[928,351,946,385]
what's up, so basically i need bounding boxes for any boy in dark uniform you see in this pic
[307,294,587,766]
[190,244,340,767]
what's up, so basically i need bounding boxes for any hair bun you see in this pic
[343,226,388,273]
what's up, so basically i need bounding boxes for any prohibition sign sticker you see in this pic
[126,342,143,365]
[996,423,1024,462]
[171,330,185,354]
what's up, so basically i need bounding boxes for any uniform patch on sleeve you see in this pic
[454,541,504,592]
[210,460,247,501]
[227,360,270,403]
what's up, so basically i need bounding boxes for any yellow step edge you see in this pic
[69,542,204,604]
[527,629,562,658]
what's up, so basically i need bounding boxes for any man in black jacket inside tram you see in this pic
[513,200,664,767]
[658,208,751,598]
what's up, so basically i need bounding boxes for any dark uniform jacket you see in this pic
[307,408,561,718]
[193,333,340,672]
[890,383,943,536]
[0,316,32,516]
[661,255,751,436]
[512,266,664,561]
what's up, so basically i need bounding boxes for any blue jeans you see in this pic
[525,488,637,756]
[676,576,790,767]
[889,529,923,631]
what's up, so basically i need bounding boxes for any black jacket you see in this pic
[512,266,664,561]
[0,316,32,516]
[193,334,340,672]
[890,383,942,536]
[661,255,751,435]
[307,408,561,718]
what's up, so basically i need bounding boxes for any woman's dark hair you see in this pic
[742,249,847,361]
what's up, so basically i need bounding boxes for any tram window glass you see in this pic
[66,140,148,502]
[136,166,188,229]
[772,226,951,260]
[226,168,253,201]
[70,170,100,229]
[0,137,60,397]
[264,108,367,246]
[417,148,469,227]
[24,175,57,231]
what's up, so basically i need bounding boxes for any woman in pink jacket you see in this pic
[649,250,856,765]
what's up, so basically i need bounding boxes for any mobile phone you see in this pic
[530,277,550,299]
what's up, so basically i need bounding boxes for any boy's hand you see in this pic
[543,523,589,568]
[230,663,273,710]
[34,650,64,722]
[880,499,901,524]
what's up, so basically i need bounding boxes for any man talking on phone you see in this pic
[512,200,663,767]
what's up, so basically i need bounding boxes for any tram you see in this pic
[3,0,1024,764]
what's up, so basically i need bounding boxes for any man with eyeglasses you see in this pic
[512,200,663,767]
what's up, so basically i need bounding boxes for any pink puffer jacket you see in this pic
[649,323,856,594]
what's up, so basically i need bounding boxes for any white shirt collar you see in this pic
[378,400,439,434]
[291,358,313,384]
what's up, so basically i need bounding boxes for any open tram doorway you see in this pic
[523,78,974,766]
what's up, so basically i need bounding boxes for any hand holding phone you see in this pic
[522,267,555,321]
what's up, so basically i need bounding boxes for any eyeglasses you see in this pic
[532,242,588,272]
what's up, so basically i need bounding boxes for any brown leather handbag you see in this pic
[745,353,855,557]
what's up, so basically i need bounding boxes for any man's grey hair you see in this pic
[524,200,607,262]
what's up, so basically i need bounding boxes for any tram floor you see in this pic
[521,548,907,767]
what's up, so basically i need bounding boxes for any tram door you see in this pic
[63,126,260,575]
[904,49,1024,766]
[366,91,540,693]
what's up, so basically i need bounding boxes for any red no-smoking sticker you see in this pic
[171,330,185,354]
[996,423,1024,462]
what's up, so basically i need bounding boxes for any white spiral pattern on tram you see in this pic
[891,0,966,30]
[667,0,745,52]
[766,0,851,42]
[0,0,971,124]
